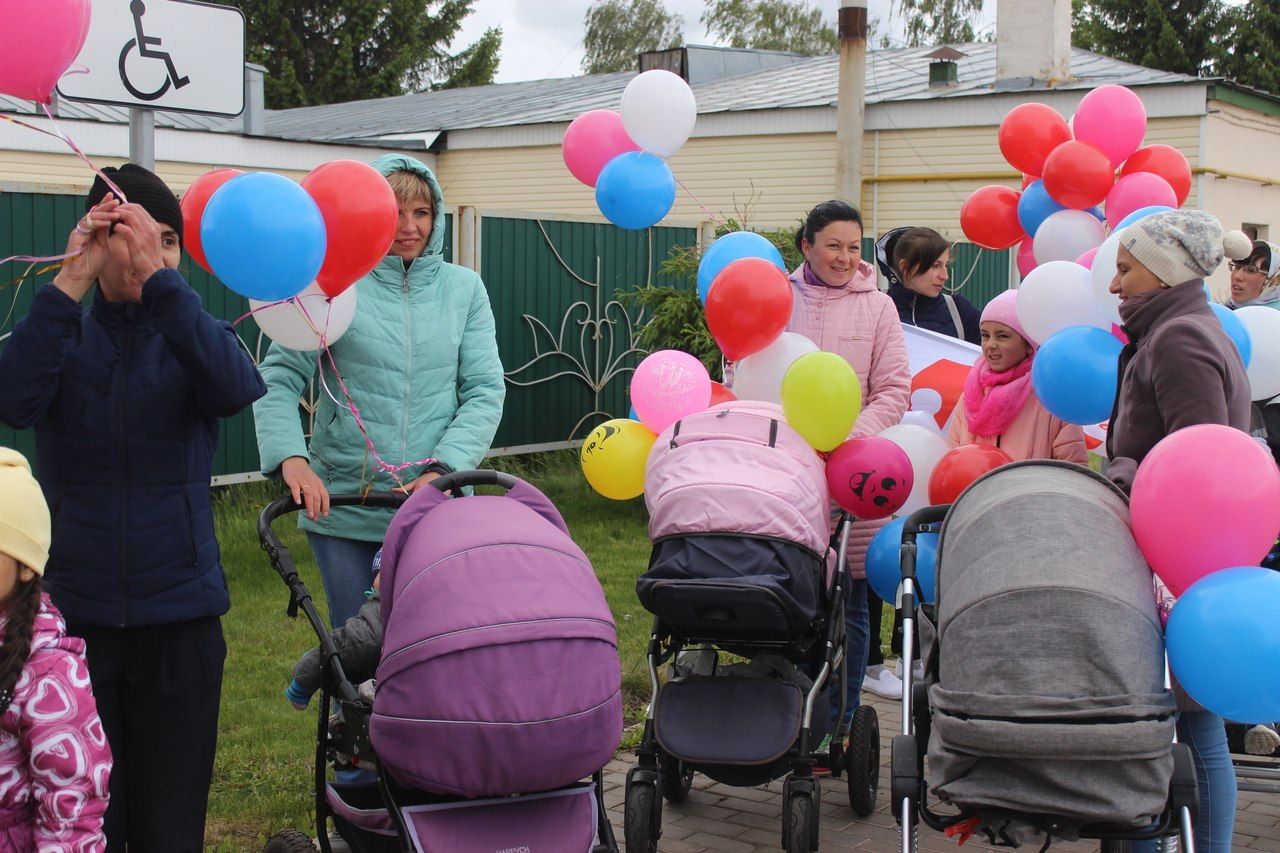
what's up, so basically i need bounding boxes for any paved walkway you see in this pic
[602,690,1280,852]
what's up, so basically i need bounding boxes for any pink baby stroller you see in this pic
[624,401,880,853]
[259,471,621,853]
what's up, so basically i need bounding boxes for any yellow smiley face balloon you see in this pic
[580,418,657,500]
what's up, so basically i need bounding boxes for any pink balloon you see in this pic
[1131,424,1280,597]
[826,436,915,520]
[1112,324,1129,345]
[562,110,640,188]
[0,0,91,103]
[1105,172,1178,228]
[1016,237,1038,280]
[630,349,712,434]
[1076,248,1099,269]
[1073,85,1147,168]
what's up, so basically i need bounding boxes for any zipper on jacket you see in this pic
[400,267,412,465]
[181,492,199,570]
[116,322,133,627]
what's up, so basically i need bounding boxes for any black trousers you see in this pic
[69,617,226,853]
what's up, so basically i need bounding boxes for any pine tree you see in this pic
[217,0,502,109]
[1072,0,1219,76]
[1213,1,1280,95]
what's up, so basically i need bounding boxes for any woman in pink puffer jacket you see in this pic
[785,201,911,763]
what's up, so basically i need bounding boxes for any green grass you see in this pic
[206,451,653,850]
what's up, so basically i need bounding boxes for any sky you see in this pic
[453,1,998,85]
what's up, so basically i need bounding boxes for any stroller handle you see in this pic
[431,468,519,495]
[257,492,408,545]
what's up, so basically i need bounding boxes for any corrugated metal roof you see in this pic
[261,43,1203,143]
[1,43,1206,145]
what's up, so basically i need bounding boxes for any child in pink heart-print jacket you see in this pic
[0,449,110,851]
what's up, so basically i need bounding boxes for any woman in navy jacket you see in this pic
[0,164,265,851]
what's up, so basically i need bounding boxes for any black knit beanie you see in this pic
[85,164,184,246]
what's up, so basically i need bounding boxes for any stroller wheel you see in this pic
[783,784,820,853]
[261,830,314,853]
[624,767,662,853]
[845,704,880,817]
[659,751,694,804]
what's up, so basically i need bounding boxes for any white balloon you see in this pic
[731,332,818,404]
[1016,261,1112,346]
[1091,232,1123,326]
[1033,209,1107,265]
[879,423,950,519]
[250,283,357,351]
[620,70,697,158]
[1236,307,1280,400]
[900,389,945,435]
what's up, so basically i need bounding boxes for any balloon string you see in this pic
[39,103,128,202]
[674,175,728,227]
[270,297,440,487]
[0,249,82,268]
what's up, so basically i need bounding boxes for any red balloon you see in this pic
[928,444,1013,505]
[1121,144,1192,207]
[709,381,736,407]
[961,186,1024,250]
[181,169,244,274]
[1042,141,1115,209]
[704,258,794,362]
[826,436,914,520]
[303,161,399,297]
[998,103,1073,177]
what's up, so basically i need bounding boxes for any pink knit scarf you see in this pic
[962,355,1034,437]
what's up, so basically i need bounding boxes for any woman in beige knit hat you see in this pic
[1106,209,1249,853]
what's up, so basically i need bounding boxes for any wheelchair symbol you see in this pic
[118,0,191,101]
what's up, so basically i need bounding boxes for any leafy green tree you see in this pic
[1213,1,1280,95]
[892,0,984,46]
[1072,0,1219,76]
[582,0,685,75]
[217,0,501,109]
[700,0,838,54]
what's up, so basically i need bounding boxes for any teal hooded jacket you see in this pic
[253,155,505,541]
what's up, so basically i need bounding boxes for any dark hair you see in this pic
[892,227,951,281]
[1248,241,1273,273]
[0,575,41,714]
[795,200,864,253]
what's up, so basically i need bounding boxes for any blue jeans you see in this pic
[306,533,381,628]
[1133,711,1237,853]
[830,577,871,727]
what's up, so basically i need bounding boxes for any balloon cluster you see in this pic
[182,161,398,350]
[964,85,1190,268]
[562,70,697,230]
[1128,425,1280,724]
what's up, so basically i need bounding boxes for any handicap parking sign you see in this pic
[57,0,246,117]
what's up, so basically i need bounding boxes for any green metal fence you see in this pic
[1,191,1012,479]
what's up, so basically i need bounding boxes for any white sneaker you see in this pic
[1245,725,1280,756]
[862,664,903,699]
[894,658,925,681]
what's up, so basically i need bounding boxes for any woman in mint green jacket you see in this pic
[254,154,505,626]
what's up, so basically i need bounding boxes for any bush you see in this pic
[620,219,802,382]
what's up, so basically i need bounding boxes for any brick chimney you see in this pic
[996,0,1071,86]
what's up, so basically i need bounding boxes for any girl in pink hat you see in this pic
[947,290,1087,463]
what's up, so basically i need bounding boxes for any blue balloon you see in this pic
[201,173,326,301]
[696,232,787,303]
[628,405,639,421]
[1085,206,1106,222]
[595,152,675,231]
[1032,326,1124,425]
[1017,180,1067,238]
[1168,567,1280,724]
[866,516,938,605]
[1209,302,1253,368]
[1112,205,1175,232]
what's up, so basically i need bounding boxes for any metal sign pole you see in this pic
[128,108,155,169]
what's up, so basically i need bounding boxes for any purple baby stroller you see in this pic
[625,401,879,853]
[259,472,621,853]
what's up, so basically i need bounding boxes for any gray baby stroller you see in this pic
[890,461,1199,852]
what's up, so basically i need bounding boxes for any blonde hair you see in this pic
[385,170,435,211]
